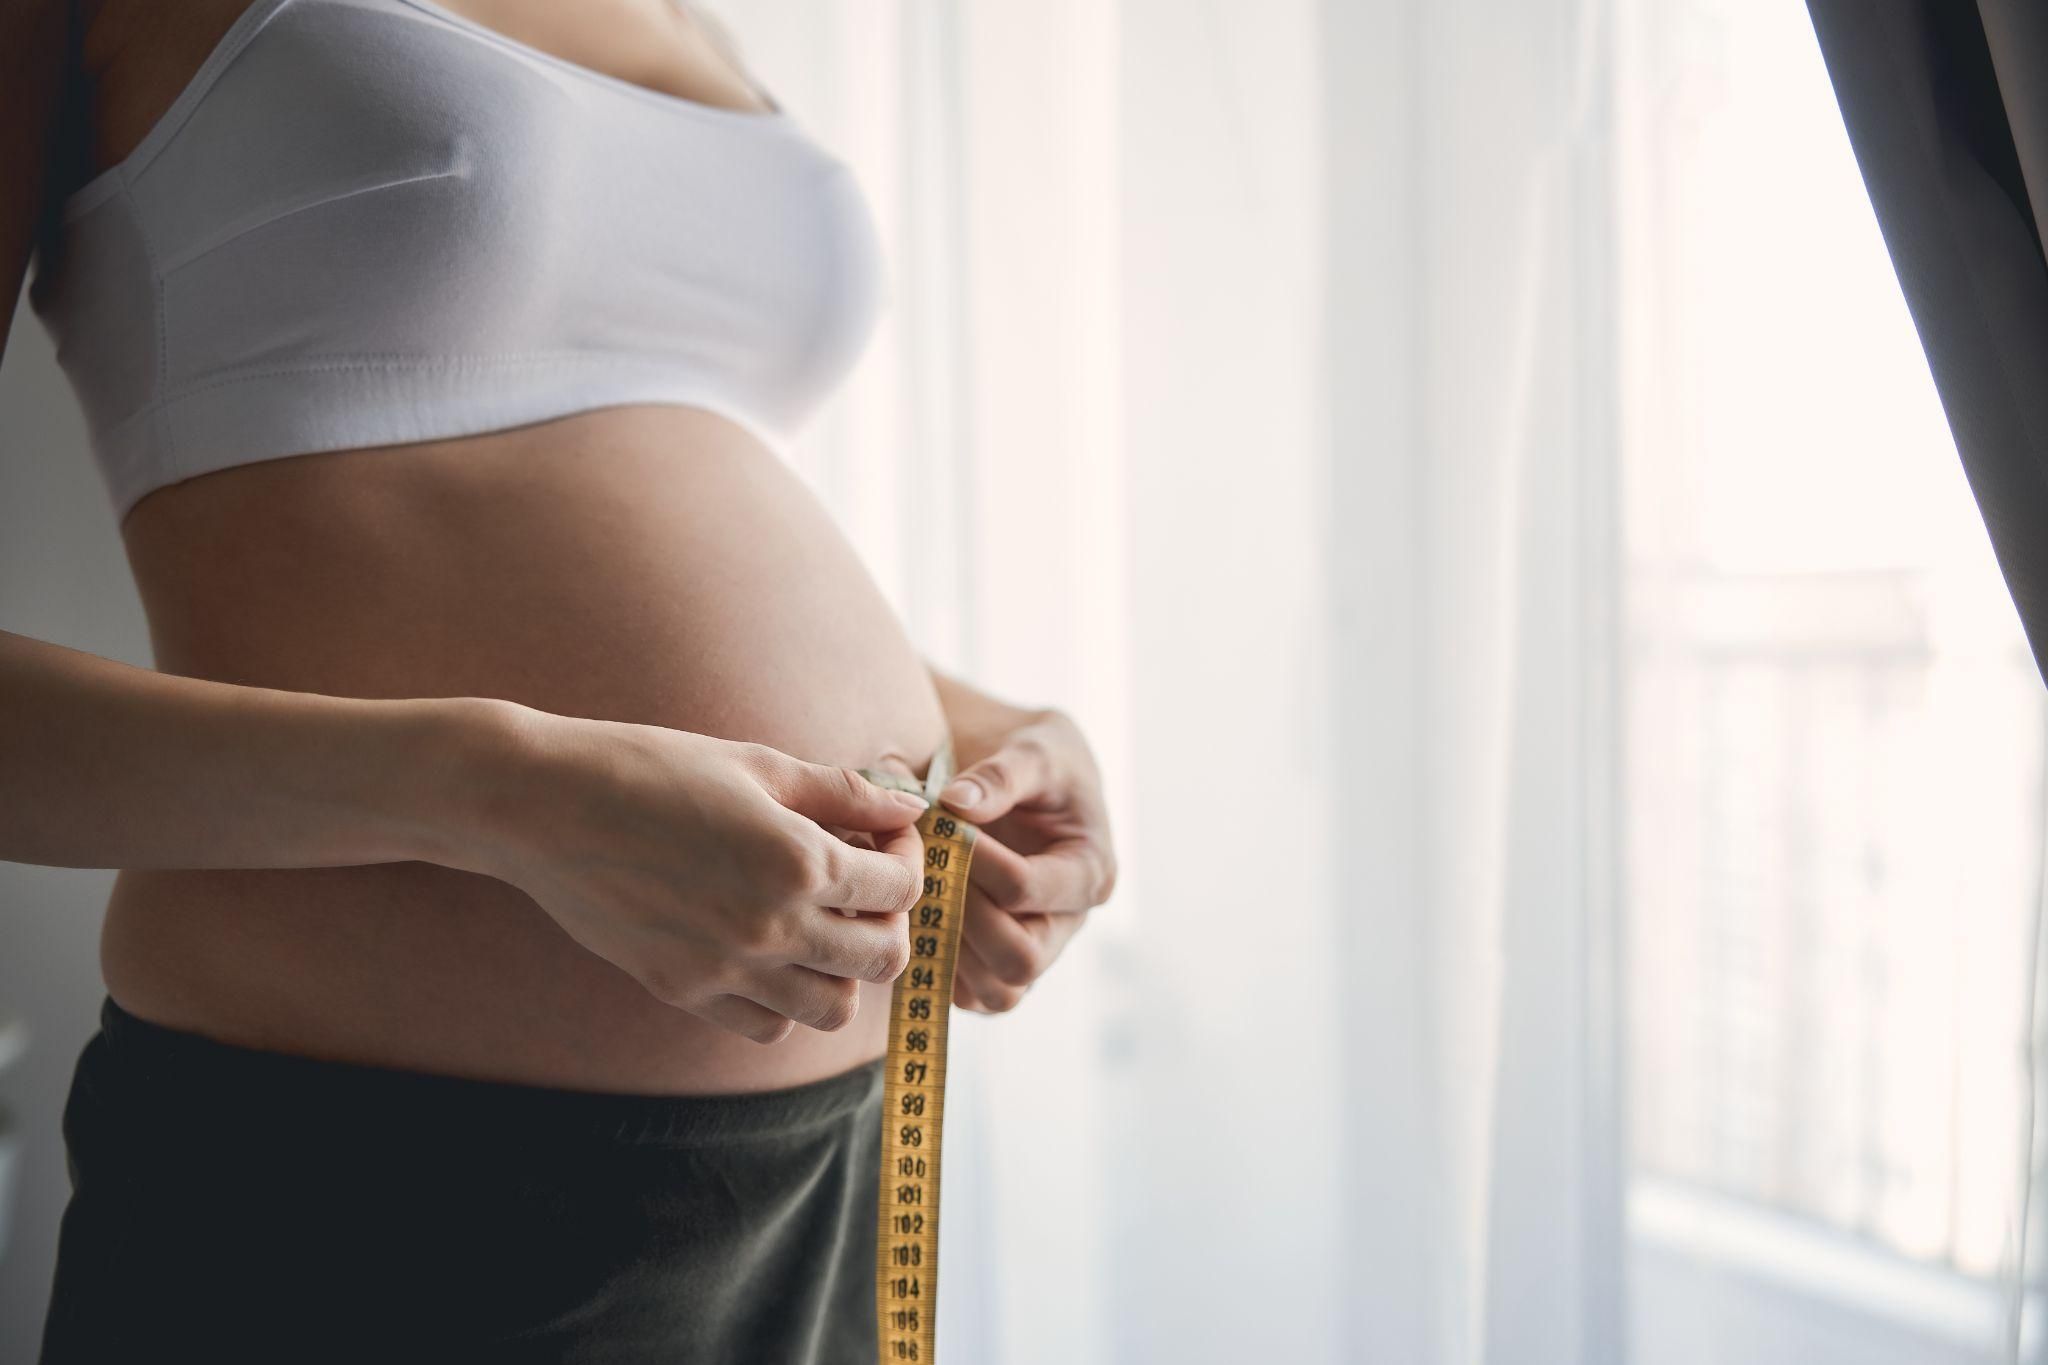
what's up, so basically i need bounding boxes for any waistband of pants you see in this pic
[91,994,884,1148]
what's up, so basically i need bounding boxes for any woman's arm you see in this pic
[0,10,925,1043]
[925,664,1051,767]
[0,30,485,872]
[0,629,501,870]
[0,629,931,1040]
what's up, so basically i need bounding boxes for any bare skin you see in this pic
[0,0,1116,1097]
[107,409,952,1092]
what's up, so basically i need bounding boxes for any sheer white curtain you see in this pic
[733,0,1615,1360]
[729,2,2045,1362]
[1614,5,2047,1365]
[4,3,2035,1362]
[1333,0,1624,1359]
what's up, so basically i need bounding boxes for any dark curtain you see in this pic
[1806,2,2048,681]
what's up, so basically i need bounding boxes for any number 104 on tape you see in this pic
[860,744,976,1365]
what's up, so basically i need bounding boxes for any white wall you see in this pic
[0,291,147,1364]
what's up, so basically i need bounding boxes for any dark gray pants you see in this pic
[40,997,882,1363]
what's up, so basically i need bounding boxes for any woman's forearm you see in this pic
[0,637,1037,874]
[0,628,504,872]
[925,663,1048,763]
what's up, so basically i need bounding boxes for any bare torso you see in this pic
[78,0,946,1093]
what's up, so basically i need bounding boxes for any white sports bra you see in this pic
[29,0,888,518]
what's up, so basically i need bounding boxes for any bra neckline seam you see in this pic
[392,0,793,129]
[59,0,796,224]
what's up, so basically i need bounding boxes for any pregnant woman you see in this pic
[1,0,1117,1359]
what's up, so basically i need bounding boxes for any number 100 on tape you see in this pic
[875,800,976,1363]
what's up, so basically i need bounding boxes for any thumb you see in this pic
[939,742,1050,823]
[775,758,931,832]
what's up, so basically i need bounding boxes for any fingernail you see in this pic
[941,778,983,809]
[889,790,931,809]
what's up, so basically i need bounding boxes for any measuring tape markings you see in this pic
[859,739,976,1365]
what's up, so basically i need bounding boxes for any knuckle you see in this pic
[797,839,840,898]
[973,755,1013,797]
[831,764,870,802]
[989,871,1034,915]
[1039,708,1087,758]
[877,928,913,981]
[816,984,861,1032]
[983,983,1026,1014]
[1013,727,1054,763]
[765,834,829,899]
[893,864,922,915]
[728,909,784,957]
[701,954,753,996]
[1095,857,1119,904]
[750,1016,796,1045]
[639,963,684,1006]
[649,956,717,1010]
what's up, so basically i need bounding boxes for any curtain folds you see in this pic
[1805,3,2048,682]
[745,0,1620,1359]
[1808,6,2048,1357]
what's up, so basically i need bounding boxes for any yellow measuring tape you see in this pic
[858,738,977,1365]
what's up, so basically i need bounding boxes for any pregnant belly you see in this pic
[103,406,949,1093]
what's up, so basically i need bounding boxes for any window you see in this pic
[1617,0,2044,1352]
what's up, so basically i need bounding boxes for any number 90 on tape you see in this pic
[859,751,976,1365]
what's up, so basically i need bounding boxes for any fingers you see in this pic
[872,821,925,867]
[866,750,920,781]
[955,939,1028,1014]
[957,896,1090,1012]
[963,890,1054,988]
[697,993,798,1045]
[965,829,1110,915]
[820,822,880,852]
[787,907,912,984]
[938,738,1055,825]
[809,823,923,915]
[738,965,865,1033]
[762,749,932,833]
[952,967,985,1012]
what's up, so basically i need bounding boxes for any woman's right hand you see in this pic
[450,703,929,1044]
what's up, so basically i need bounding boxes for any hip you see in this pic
[40,995,886,1365]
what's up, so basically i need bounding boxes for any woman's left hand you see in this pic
[934,708,1117,1013]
